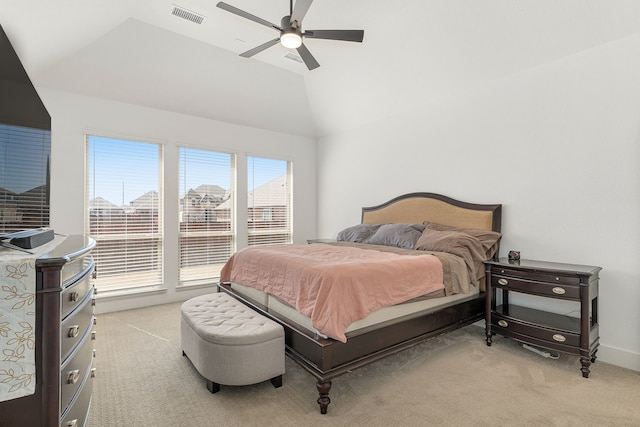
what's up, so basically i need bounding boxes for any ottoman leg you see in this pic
[270,375,283,389]
[207,380,220,394]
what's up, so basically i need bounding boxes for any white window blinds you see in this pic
[178,147,235,285]
[85,136,163,292]
[247,156,292,246]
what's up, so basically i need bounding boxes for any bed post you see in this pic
[316,380,332,414]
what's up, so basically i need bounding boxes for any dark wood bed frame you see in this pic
[218,192,502,414]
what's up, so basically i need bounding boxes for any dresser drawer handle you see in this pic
[65,420,78,427]
[497,278,509,286]
[552,287,566,295]
[68,325,79,338]
[69,291,79,302]
[498,320,509,328]
[67,369,80,384]
[552,334,567,342]
[91,368,97,378]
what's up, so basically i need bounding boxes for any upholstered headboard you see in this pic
[361,192,501,233]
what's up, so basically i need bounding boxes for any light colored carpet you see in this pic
[88,302,640,427]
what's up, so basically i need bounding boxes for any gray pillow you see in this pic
[336,224,382,243]
[366,223,425,249]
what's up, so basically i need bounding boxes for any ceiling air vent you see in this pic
[284,52,303,63]
[172,5,205,24]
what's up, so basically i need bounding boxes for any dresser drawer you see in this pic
[61,266,93,320]
[60,359,94,427]
[60,326,95,413]
[61,288,95,363]
[491,274,580,300]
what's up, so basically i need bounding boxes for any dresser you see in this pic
[484,258,601,378]
[0,235,96,427]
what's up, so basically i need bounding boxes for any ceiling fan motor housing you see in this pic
[280,15,302,48]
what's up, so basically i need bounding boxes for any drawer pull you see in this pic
[66,420,78,427]
[552,334,567,342]
[67,369,80,384]
[91,368,97,378]
[497,278,509,286]
[498,320,509,328]
[68,325,79,338]
[69,291,79,302]
[92,298,96,307]
[91,331,97,340]
[552,287,566,295]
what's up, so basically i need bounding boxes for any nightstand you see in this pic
[484,258,601,378]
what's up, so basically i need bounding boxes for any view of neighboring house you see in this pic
[181,184,228,222]
[215,174,288,223]
[89,196,124,216]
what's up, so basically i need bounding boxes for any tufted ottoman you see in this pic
[180,292,285,393]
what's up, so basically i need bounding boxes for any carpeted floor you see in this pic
[88,302,640,427]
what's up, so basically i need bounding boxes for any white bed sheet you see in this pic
[230,282,480,339]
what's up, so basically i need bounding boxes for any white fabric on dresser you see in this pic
[0,235,64,402]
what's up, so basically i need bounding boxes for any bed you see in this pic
[218,192,502,414]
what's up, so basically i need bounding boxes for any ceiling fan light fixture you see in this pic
[281,32,302,49]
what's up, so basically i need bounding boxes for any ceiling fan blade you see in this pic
[240,38,281,58]
[304,29,364,43]
[296,43,320,70]
[291,0,313,26]
[216,2,281,31]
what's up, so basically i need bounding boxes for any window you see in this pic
[247,156,292,246]
[86,136,163,293]
[178,147,235,285]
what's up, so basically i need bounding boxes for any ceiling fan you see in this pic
[216,0,364,70]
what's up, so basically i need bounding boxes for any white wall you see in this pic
[39,88,317,313]
[317,35,640,371]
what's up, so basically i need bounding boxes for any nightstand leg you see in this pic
[580,357,591,378]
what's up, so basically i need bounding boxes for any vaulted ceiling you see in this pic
[1,0,639,137]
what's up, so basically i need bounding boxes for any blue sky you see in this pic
[88,136,287,206]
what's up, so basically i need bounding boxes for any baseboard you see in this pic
[94,285,217,315]
[597,344,640,372]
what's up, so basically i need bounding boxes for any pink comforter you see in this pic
[219,244,445,342]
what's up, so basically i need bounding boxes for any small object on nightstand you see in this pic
[508,250,520,261]
[484,258,601,378]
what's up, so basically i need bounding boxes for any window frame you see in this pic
[246,155,293,247]
[177,145,236,286]
[85,134,164,295]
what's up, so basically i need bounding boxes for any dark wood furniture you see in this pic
[0,235,96,427]
[219,192,502,414]
[484,258,601,378]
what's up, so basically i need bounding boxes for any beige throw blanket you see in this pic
[220,243,445,342]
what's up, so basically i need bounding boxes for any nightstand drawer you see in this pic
[491,275,580,300]
[492,316,580,347]
[490,266,581,286]
[492,305,581,347]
